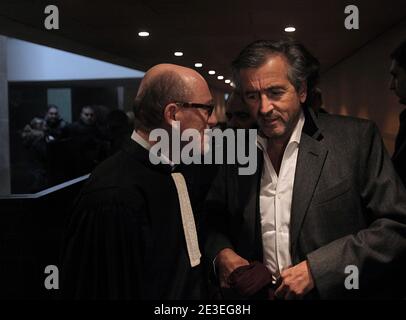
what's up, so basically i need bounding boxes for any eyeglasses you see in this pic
[175,102,215,119]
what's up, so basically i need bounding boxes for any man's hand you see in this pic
[215,248,249,288]
[275,260,314,300]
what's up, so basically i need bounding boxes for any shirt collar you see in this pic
[131,130,151,150]
[257,108,305,151]
[131,130,176,168]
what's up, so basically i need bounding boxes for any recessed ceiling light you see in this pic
[225,79,231,84]
[284,26,296,32]
[174,51,183,56]
[217,75,224,80]
[230,82,235,87]
[208,70,216,75]
[138,31,150,37]
[194,63,203,68]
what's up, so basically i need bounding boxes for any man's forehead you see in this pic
[189,81,212,102]
[240,57,289,84]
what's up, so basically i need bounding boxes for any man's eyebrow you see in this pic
[265,85,286,90]
[244,85,286,94]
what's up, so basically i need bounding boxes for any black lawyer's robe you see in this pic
[60,139,217,299]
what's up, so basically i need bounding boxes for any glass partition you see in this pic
[1,36,144,195]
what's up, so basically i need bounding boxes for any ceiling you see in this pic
[1,0,406,92]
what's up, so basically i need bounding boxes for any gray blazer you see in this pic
[204,107,406,299]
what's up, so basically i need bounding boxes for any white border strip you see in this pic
[0,174,89,199]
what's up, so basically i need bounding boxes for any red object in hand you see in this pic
[228,261,273,297]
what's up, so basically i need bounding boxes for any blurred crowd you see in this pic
[20,104,133,192]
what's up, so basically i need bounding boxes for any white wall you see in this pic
[320,20,406,154]
[7,38,145,82]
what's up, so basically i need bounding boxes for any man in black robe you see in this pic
[60,64,218,299]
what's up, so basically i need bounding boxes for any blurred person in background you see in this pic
[390,40,406,186]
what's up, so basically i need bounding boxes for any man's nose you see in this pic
[207,110,218,128]
[259,94,273,115]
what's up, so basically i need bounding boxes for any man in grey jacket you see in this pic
[205,39,406,299]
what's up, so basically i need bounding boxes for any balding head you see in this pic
[137,64,206,96]
[134,64,210,131]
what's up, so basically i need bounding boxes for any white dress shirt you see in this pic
[257,110,305,281]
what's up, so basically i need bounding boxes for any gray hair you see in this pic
[231,39,320,105]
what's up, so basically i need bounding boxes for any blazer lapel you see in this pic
[290,109,328,255]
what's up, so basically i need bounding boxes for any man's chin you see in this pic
[260,127,285,139]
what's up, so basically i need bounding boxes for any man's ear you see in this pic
[299,82,307,103]
[163,103,178,126]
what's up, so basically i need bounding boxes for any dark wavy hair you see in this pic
[231,39,320,106]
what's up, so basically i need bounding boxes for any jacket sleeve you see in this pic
[307,121,406,298]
